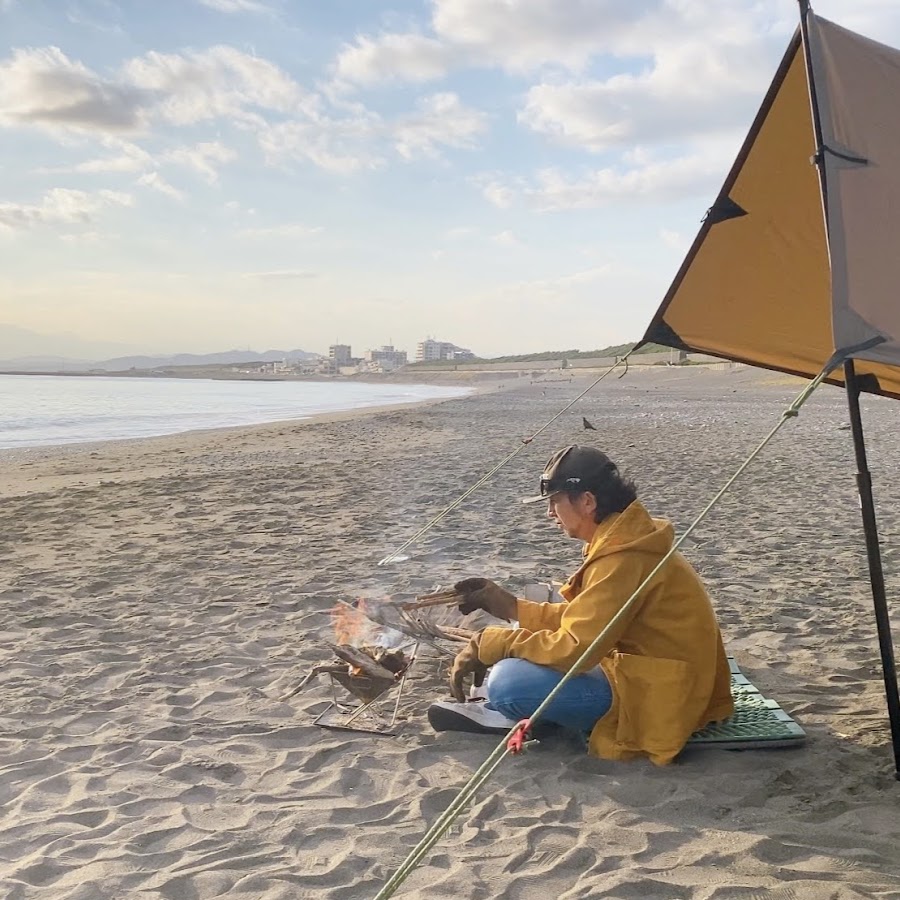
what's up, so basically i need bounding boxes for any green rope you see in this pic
[378,355,633,565]
[371,365,832,900]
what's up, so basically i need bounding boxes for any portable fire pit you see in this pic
[285,593,472,734]
[302,641,416,734]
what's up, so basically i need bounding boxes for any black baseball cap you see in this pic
[522,445,617,504]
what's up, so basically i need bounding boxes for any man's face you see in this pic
[547,492,596,541]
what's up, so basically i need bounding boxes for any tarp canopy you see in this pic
[640,4,900,777]
[641,12,900,398]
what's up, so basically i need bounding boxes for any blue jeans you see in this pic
[486,658,613,732]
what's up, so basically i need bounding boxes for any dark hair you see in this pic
[567,465,637,522]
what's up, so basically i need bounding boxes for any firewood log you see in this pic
[325,642,400,681]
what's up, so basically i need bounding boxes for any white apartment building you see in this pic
[363,345,408,371]
[416,339,475,361]
[329,344,352,366]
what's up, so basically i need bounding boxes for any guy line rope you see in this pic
[377,355,631,567]
[370,356,838,899]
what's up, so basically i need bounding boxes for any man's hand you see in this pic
[449,634,488,702]
[453,577,518,621]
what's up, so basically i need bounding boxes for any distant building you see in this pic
[416,339,475,362]
[363,344,408,372]
[329,344,352,367]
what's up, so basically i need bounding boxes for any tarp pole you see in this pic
[798,0,831,224]
[799,0,900,778]
[843,360,900,779]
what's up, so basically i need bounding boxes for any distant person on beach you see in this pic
[427,445,734,765]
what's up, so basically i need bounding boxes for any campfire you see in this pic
[283,599,411,704]
[285,593,473,708]
[319,641,411,704]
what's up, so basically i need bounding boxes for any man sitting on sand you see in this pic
[428,445,734,766]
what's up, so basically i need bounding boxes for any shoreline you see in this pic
[0,367,518,386]
[0,380,487,464]
[0,389,488,490]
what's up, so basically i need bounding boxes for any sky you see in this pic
[2,0,900,360]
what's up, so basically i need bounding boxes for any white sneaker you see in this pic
[428,700,518,735]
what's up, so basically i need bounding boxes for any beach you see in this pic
[2,365,899,899]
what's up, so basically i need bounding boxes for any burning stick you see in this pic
[332,598,472,654]
[401,588,463,611]
[283,641,411,704]
[281,663,346,700]
[327,641,405,680]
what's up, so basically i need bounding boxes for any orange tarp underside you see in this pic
[644,32,900,398]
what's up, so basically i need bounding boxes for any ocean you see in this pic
[0,374,470,450]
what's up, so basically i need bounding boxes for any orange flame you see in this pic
[331,599,370,646]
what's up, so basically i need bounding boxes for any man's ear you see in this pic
[581,491,598,517]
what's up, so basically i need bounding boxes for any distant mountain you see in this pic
[0,324,140,361]
[0,326,323,371]
[94,349,320,370]
[0,355,95,372]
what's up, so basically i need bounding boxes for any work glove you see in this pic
[449,634,489,702]
[453,577,518,622]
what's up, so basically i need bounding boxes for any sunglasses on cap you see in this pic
[538,445,581,497]
[522,445,581,504]
[522,444,617,504]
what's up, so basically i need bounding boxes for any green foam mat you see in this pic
[686,658,806,750]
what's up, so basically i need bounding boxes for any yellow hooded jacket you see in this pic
[478,500,734,765]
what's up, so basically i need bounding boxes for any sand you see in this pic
[1,366,899,899]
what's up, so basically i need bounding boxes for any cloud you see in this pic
[393,92,486,159]
[334,33,458,87]
[0,41,321,155]
[2,40,486,177]
[163,141,236,182]
[0,44,309,138]
[122,45,311,126]
[242,269,319,280]
[259,92,486,171]
[431,0,658,71]
[519,14,781,152]
[333,0,661,87]
[258,113,384,174]
[0,47,150,132]
[491,230,521,248]
[45,138,236,184]
[137,172,184,201]
[59,230,104,245]
[49,138,153,174]
[327,0,788,191]
[197,0,273,13]
[660,228,688,250]
[479,142,734,210]
[531,148,733,209]
[239,223,323,238]
[474,176,519,209]
[0,187,132,231]
[483,264,614,307]
[520,75,751,151]
[445,226,476,239]
[66,2,126,36]
[552,265,611,286]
